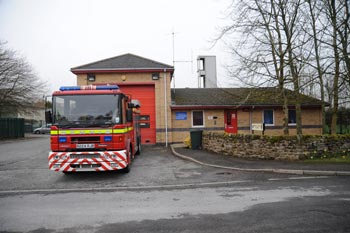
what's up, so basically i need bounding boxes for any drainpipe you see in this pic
[164,69,168,147]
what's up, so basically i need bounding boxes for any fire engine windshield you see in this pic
[53,94,120,126]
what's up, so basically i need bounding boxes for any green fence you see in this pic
[0,118,25,139]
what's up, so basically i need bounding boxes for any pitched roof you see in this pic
[171,87,325,108]
[71,53,174,74]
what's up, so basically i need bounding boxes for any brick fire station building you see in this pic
[71,53,324,145]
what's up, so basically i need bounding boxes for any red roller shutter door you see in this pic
[118,84,156,144]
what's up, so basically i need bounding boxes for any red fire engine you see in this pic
[46,85,141,173]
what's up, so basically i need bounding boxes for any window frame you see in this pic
[52,94,120,126]
[192,110,205,127]
[263,109,274,126]
[288,109,297,125]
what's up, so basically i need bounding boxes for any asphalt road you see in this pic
[0,135,349,233]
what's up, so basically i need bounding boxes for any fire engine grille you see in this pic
[69,154,101,159]
[70,164,101,169]
[71,137,100,144]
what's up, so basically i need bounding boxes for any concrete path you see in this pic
[171,144,350,176]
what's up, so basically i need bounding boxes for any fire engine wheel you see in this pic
[123,165,130,173]
[136,138,141,155]
[122,146,132,173]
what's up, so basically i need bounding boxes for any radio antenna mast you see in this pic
[172,30,193,90]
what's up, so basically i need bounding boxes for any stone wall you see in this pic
[202,132,350,161]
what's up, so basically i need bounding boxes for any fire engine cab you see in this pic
[46,85,141,173]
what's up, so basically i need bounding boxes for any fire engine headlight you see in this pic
[104,136,112,142]
[54,155,68,160]
[59,137,67,143]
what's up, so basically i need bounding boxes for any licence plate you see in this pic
[76,144,95,149]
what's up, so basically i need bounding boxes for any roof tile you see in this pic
[71,53,173,72]
[171,87,325,107]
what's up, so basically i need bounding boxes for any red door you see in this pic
[225,110,238,134]
[118,84,156,144]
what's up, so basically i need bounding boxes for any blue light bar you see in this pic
[59,86,81,91]
[59,85,119,91]
[95,85,119,90]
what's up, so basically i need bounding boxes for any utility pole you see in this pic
[171,30,193,90]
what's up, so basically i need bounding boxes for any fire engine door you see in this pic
[225,110,238,134]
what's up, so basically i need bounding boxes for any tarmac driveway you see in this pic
[0,136,350,233]
[0,135,307,193]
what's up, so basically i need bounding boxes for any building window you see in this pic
[152,73,159,80]
[263,110,274,125]
[198,58,205,71]
[198,75,206,88]
[87,74,95,82]
[192,110,204,127]
[288,109,296,124]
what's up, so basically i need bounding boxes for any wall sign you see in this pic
[252,123,264,131]
[175,112,187,120]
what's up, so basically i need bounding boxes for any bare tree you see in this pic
[304,0,349,133]
[255,0,290,135]
[0,42,47,117]
[216,0,350,136]
[215,0,290,134]
[320,0,350,134]
[328,0,341,134]
[337,0,350,88]
[305,0,327,133]
[279,0,311,141]
[216,0,312,140]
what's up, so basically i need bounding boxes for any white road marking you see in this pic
[268,176,330,181]
[0,180,252,195]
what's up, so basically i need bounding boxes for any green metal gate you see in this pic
[0,118,25,139]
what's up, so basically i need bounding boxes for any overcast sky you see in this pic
[0,0,234,94]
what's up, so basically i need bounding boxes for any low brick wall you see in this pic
[202,132,350,161]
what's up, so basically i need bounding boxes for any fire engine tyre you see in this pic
[136,136,141,155]
[122,146,132,173]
